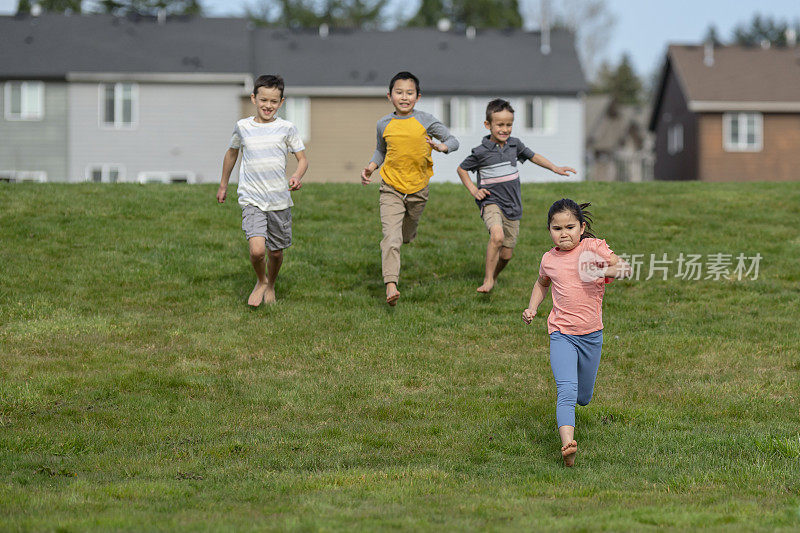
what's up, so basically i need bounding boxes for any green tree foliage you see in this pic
[591,53,642,105]
[95,0,203,16]
[702,24,722,46]
[246,0,388,29]
[406,0,522,29]
[16,0,32,14]
[732,14,799,47]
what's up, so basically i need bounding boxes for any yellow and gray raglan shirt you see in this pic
[370,110,459,194]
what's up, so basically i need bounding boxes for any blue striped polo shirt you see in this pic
[459,135,535,220]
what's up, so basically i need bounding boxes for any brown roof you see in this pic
[669,44,800,103]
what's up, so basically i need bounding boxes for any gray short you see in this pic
[241,205,292,250]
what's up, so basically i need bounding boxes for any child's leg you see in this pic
[550,331,579,466]
[477,224,504,293]
[576,330,604,406]
[263,249,283,304]
[379,183,405,304]
[400,186,429,244]
[247,236,269,306]
[493,246,514,279]
[491,215,519,282]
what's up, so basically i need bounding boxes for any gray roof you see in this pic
[0,15,587,95]
[255,27,587,95]
[0,14,251,77]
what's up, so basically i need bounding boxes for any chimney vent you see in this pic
[319,23,329,38]
[703,41,714,66]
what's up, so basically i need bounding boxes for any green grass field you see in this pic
[1,181,799,531]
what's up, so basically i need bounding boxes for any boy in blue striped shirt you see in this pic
[457,99,576,293]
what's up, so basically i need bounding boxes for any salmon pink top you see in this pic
[538,238,614,335]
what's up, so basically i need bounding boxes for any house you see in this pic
[649,44,800,181]
[259,26,588,183]
[0,14,587,184]
[585,94,653,182]
[0,13,251,183]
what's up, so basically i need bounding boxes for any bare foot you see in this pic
[386,284,400,306]
[263,284,276,304]
[561,440,577,467]
[248,282,268,307]
[476,279,494,293]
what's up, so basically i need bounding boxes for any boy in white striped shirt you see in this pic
[217,75,308,306]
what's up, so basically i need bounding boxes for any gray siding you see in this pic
[0,81,68,180]
[68,82,243,183]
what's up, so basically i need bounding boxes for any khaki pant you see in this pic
[379,181,429,284]
[481,203,520,249]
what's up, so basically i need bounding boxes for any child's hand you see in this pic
[522,308,537,325]
[361,166,374,185]
[553,166,576,177]
[289,176,302,191]
[472,188,490,201]
[426,137,448,153]
[216,186,227,204]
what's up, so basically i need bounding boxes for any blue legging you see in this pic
[549,330,603,428]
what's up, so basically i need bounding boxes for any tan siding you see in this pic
[698,113,800,181]
[292,98,393,182]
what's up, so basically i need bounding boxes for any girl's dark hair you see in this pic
[547,198,596,240]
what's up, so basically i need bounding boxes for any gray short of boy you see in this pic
[241,205,292,250]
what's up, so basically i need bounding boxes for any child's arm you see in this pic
[217,147,239,203]
[457,166,490,200]
[362,122,387,185]
[602,253,632,279]
[530,153,576,177]
[289,150,308,191]
[425,119,459,154]
[522,274,551,324]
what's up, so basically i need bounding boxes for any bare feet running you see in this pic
[476,279,495,293]
[248,282,268,307]
[561,440,577,467]
[386,283,400,306]
[263,284,276,304]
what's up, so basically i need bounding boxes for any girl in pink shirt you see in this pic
[523,199,630,467]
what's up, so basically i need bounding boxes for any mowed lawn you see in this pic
[1,181,799,531]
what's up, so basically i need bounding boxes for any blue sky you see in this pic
[2,0,797,77]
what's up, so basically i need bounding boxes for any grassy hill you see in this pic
[1,181,799,530]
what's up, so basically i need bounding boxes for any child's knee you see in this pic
[489,226,504,247]
[267,249,283,260]
[577,391,593,406]
[249,241,266,260]
[500,246,513,261]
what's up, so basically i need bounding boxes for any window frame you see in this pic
[277,96,310,143]
[4,81,45,121]
[520,96,557,135]
[85,164,125,183]
[440,97,472,132]
[667,123,684,155]
[722,112,763,152]
[98,82,139,129]
[136,171,196,184]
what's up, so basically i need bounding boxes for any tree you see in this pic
[406,0,522,29]
[16,0,32,14]
[731,14,799,47]
[95,0,203,16]
[702,23,722,46]
[591,53,642,105]
[525,0,615,83]
[246,0,389,29]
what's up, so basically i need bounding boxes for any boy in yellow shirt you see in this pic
[361,71,459,306]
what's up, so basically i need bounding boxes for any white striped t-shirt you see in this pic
[229,117,305,211]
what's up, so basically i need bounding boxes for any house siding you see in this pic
[68,82,242,182]
[698,113,800,181]
[0,81,68,180]
[653,66,698,180]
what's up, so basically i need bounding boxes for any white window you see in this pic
[523,97,556,133]
[0,170,47,182]
[86,164,124,183]
[136,171,196,184]
[277,97,310,142]
[441,98,471,131]
[667,123,683,155]
[4,81,44,120]
[723,113,762,152]
[99,83,137,128]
